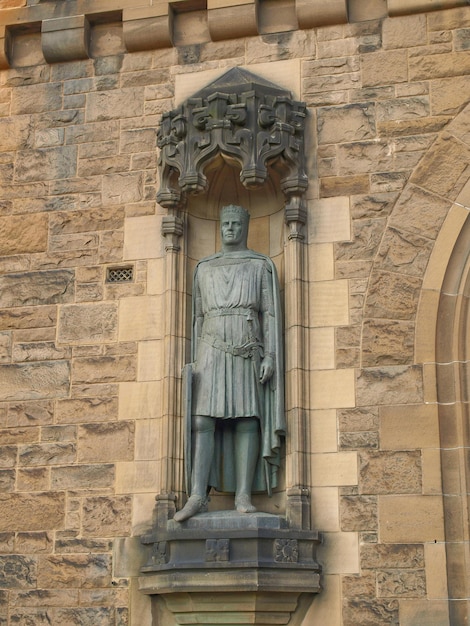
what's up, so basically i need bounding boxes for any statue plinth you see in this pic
[139,511,321,625]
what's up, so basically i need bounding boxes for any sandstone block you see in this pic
[389,184,451,239]
[82,496,132,537]
[51,464,114,490]
[56,397,118,424]
[0,492,65,532]
[359,451,421,495]
[356,366,423,406]
[339,431,379,449]
[382,14,427,49]
[376,96,429,122]
[0,361,70,401]
[15,146,77,183]
[410,51,470,82]
[343,598,399,626]
[78,422,134,463]
[309,280,349,327]
[411,134,470,198]
[340,495,377,531]
[361,50,408,87]
[0,470,15,492]
[16,467,49,492]
[376,226,433,277]
[0,117,32,152]
[370,171,407,193]
[19,442,76,466]
[73,355,136,385]
[7,401,54,427]
[87,88,145,122]
[15,531,52,554]
[0,333,11,363]
[336,218,386,261]
[0,213,48,256]
[10,588,78,607]
[308,197,351,244]
[320,175,370,197]
[431,75,470,115]
[41,425,76,442]
[38,553,111,588]
[58,303,118,344]
[338,407,378,432]
[342,572,376,597]
[11,83,62,115]
[49,207,124,235]
[380,404,439,450]
[317,531,359,574]
[365,271,421,320]
[362,319,415,366]
[377,569,426,598]
[337,140,393,175]
[0,427,38,445]
[12,342,72,363]
[361,543,424,569]
[0,555,37,589]
[379,495,445,543]
[0,270,74,307]
[118,296,164,341]
[317,103,376,144]
[310,451,358,486]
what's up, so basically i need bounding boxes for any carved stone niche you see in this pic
[139,69,320,625]
[156,66,308,236]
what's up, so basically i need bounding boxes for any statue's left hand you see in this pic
[259,355,274,384]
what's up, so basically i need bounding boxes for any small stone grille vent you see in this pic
[106,266,134,283]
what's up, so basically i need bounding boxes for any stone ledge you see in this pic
[1,0,467,67]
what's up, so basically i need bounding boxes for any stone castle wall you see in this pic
[1,1,470,624]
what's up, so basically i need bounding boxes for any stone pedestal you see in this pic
[139,511,321,625]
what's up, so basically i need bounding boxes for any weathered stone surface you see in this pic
[340,495,377,531]
[19,443,76,466]
[431,75,470,115]
[377,569,426,598]
[342,573,376,597]
[410,51,470,81]
[351,192,399,219]
[15,147,77,183]
[362,319,415,366]
[365,271,421,320]
[0,117,32,152]
[336,218,386,261]
[12,342,71,363]
[411,134,470,198]
[81,496,132,537]
[376,227,432,277]
[86,88,145,122]
[389,184,451,239]
[0,427,38,445]
[0,493,65,532]
[376,97,429,122]
[0,470,15,492]
[361,49,408,87]
[102,172,143,206]
[15,532,52,554]
[382,13,427,49]
[10,588,78,608]
[77,422,134,463]
[317,103,376,144]
[361,544,424,569]
[356,366,423,406]
[320,174,370,197]
[0,555,37,589]
[0,214,48,256]
[0,446,17,469]
[359,451,421,494]
[7,402,54,427]
[0,270,74,308]
[0,333,11,363]
[337,141,393,175]
[37,554,111,588]
[58,303,118,344]
[11,83,62,115]
[338,407,379,432]
[343,598,399,626]
[16,468,49,492]
[49,208,124,235]
[56,397,118,424]
[51,464,114,490]
[41,425,76,442]
[72,356,136,384]
[0,361,70,401]
[339,431,379,449]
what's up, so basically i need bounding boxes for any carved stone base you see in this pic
[139,511,321,625]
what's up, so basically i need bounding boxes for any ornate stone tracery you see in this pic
[156,67,308,232]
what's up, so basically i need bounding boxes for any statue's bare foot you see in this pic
[174,495,205,522]
[235,494,256,513]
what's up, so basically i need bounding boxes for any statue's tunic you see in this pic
[189,249,285,494]
[192,254,272,419]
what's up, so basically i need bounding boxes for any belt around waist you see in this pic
[204,307,257,319]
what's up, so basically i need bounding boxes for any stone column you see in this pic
[156,210,186,524]
[284,197,310,530]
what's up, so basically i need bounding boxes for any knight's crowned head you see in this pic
[220,205,250,231]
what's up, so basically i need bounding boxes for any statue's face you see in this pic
[221,216,246,246]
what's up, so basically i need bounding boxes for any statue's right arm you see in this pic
[192,270,204,358]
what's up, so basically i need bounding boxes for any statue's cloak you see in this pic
[185,249,285,496]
